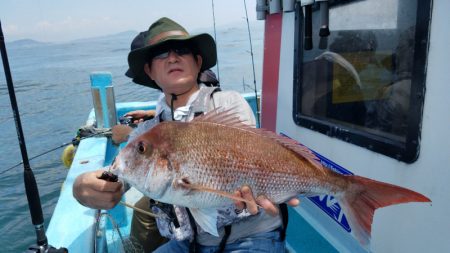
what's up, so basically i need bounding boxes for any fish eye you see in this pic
[137,142,146,154]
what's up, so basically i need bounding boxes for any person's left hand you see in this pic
[111,125,133,144]
[125,110,156,124]
[233,185,300,216]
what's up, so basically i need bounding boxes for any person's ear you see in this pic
[196,55,203,71]
[144,63,153,80]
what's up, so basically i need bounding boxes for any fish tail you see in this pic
[338,175,431,247]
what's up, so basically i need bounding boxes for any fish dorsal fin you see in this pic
[192,106,251,129]
[268,135,323,171]
[193,107,323,171]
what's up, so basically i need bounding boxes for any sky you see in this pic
[0,0,260,42]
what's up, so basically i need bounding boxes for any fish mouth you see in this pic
[108,157,121,176]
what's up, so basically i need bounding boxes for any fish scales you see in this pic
[147,120,344,205]
[111,109,430,247]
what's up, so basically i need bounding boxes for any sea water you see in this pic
[0,24,263,252]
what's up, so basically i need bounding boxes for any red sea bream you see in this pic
[110,109,431,247]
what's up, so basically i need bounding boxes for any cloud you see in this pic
[3,24,19,34]
[20,16,119,42]
[36,21,53,31]
[36,16,93,32]
[1,0,259,42]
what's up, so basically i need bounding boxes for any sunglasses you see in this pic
[152,46,193,60]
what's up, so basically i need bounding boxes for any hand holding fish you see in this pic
[73,169,124,209]
[234,185,300,216]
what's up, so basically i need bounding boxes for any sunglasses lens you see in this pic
[151,46,192,60]
[174,47,191,56]
[153,51,170,60]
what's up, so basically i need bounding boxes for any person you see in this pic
[110,31,226,252]
[118,31,225,253]
[123,31,220,126]
[365,27,414,135]
[73,17,298,253]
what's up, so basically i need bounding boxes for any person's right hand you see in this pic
[125,110,156,124]
[73,169,124,209]
[234,185,300,216]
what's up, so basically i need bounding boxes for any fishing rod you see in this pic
[0,20,67,253]
[211,0,220,81]
[243,0,261,127]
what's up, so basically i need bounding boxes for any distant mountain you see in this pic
[194,21,264,35]
[5,22,264,50]
[8,39,50,48]
[71,30,138,43]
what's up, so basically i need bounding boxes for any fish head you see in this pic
[110,131,177,200]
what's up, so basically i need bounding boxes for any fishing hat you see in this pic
[128,17,217,89]
[125,31,148,79]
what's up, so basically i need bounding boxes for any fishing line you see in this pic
[119,201,161,218]
[95,212,143,253]
[211,0,220,81]
[243,0,261,127]
[0,130,111,176]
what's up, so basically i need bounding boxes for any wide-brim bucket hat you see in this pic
[128,17,217,89]
[125,31,148,78]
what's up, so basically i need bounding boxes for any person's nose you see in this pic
[167,50,179,63]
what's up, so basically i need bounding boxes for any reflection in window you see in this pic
[294,0,430,162]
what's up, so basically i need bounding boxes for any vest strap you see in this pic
[279,203,289,241]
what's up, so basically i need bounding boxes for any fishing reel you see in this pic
[119,116,137,128]
[25,244,68,253]
[99,171,118,182]
[119,114,155,128]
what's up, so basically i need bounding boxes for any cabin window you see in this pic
[293,0,431,163]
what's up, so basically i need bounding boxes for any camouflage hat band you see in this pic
[148,30,189,45]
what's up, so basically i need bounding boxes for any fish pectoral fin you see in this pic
[175,178,260,208]
[189,208,219,237]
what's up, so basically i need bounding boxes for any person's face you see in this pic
[144,44,203,95]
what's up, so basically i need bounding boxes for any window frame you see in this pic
[292,0,432,163]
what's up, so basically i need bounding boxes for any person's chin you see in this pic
[171,77,195,86]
